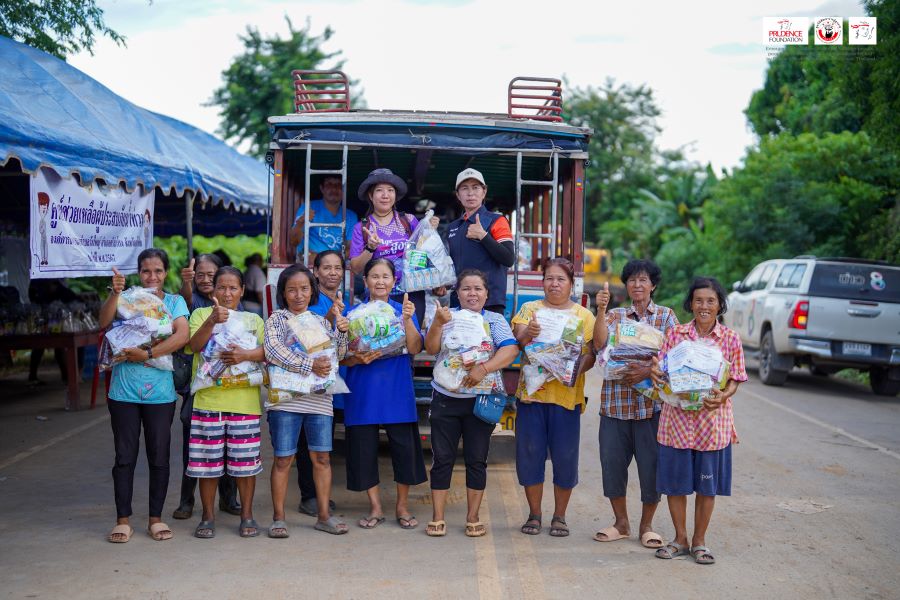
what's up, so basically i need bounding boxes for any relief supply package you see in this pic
[657,339,731,410]
[596,319,664,380]
[522,309,586,393]
[396,209,456,293]
[99,287,174,372]
[345,300,408,359]
[191,310,266,393]
[267,311,348,400]
[433,309,504,395]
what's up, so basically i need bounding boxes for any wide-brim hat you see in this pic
[358,168,408,203]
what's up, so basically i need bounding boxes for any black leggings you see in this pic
[429,391,495,491]
[108,399,176,519]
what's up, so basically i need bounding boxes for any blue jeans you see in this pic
[267,410,333,455]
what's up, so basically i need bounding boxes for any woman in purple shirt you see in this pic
[348,168,439,325]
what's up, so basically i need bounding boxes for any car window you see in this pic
[741,265,764,291]
[775,263,807,288]
[809,263,900,303]
[756,264,777,290]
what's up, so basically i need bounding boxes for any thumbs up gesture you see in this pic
[466,213,488,241]
[181,258,195,286]
[328,296,345,324]
[210,297,229,324]
[433,299,452,326]
[526,313,541,339]
[401,292,415,322]
[595,282,611,313]
[111,267,125,295]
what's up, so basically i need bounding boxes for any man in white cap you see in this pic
[445,168,515,315]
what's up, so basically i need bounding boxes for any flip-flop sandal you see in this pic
[640,531,664,548]
[655,541,690,559]
[358,515,386,529]
[691,545,716,565]
[148,522,173,541]
[107,524,133,543]
[194,520,215,539]
[397,515,418,530]
[268,520,290,539]
[549,516,569,537]
[593,526,630,542]
[239,519,260,538]
[426,520,447,537]
[465,521,487,538]
[520,514,541,535]
[314,516,349,535]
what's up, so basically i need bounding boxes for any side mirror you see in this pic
[732,281,744,293]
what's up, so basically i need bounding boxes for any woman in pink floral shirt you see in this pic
[650,277,747,565]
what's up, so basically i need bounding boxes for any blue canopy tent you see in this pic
[0,35,269,245]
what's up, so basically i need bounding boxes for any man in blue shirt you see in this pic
[289,175,359,264]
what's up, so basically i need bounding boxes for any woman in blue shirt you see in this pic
[341,258,426,530]
[99,249,190,543]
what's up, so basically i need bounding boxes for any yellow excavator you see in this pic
[583,247,626,307]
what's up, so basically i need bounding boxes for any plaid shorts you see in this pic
[186,410,262,478]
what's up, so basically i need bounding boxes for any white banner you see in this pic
[29,168,155,279]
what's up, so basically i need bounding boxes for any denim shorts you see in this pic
[267,410,333,455]
[514,400,581,489]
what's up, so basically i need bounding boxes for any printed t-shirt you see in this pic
[108,292,190,404]
[349,212,419,287]
[188,307,265,415]
[511,300,596,412]
[293,198,359,256]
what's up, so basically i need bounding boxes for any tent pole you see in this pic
[185,190,194,259]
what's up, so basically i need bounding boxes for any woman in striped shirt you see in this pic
[650,277,747,565]
[264,264,349,538]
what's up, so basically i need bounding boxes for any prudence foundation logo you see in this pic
[763,17,809,44]
[815,17,843,44]
[848,17,877,45]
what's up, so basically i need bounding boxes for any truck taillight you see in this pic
[789,300,809,329]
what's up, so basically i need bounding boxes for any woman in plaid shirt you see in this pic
[650,277,747,565]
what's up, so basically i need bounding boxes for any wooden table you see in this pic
[0,330,100,410]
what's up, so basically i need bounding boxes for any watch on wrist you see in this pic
[147,347,153,360]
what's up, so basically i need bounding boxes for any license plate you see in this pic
[843,342,872,356]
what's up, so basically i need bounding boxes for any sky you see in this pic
[70,0,866,173]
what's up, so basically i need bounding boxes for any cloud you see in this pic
[707,42,759,56]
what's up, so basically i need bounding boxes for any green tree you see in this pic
[208,18,362,157]
[563,79,662,246]
[0,0,125,59]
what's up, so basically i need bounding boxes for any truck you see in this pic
[263,72,593,442]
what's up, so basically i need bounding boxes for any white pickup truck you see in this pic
[724,257,900,396]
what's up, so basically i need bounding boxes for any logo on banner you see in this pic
[815,17,843,44]
[763,17,809,44]
[848,17,876,45]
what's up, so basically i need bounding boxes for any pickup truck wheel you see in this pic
[759,331,789,386]
[870,368,900,397]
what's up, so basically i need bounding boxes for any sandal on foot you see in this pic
[655,541,690,559]
[358,515,385,529]
[593,526,630,542]
[549,516,569,537]
[520,514,541,535]
[268,520,289,539]
[239,519,259,538]
[194,520,215,539]
[172,503,194,520]
[314,516,348,535]
[107,524,133,543]
[691,545,716,565]
[426,520,447,537]
[465,521,487,538]
[148,522,172,541]
[397,515,418,530]
[640,531,664,548]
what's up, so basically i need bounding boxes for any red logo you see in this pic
[815,18,842,44]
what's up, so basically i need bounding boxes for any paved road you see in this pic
[1,363,899,599]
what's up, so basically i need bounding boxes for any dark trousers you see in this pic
[296,409,342,501]
[429,392,495,491]
[598,412,661,504]
[345,422,428,492]
[178,393,237,506]
[108,398,176,518]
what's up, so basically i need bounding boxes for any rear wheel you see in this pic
[870,368,900,397]
[758,330,789,386]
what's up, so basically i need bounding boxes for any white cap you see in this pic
[455,168,486,189]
